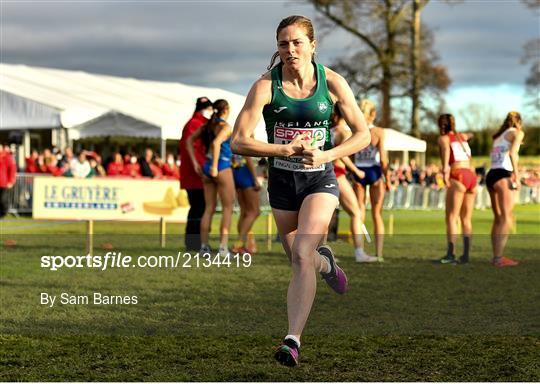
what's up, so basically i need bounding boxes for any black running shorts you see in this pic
[485,168,512,190]
[267,165,340,211]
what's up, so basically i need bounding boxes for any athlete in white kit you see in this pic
[485,111,524,267]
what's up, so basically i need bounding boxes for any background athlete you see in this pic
[330,104,372,262]
[231,15,370,367]
[438,114,477,264]
[231,154,261,254]
[486,111,524,267]
[353,99,391,262]
[187,99,235,256]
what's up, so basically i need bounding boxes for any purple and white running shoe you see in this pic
[318,244,348,294]
[274,338,300,367]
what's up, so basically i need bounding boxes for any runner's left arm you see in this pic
[302,69,370,167]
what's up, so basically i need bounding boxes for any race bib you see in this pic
[273,127,326,172]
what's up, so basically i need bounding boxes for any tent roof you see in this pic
[384,128,426,152]
[0,63,265,141]
[1,90,61,130]
[0,64,427,151]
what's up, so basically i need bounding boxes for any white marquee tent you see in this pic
[1,64,426,165]
[0,63,266,142]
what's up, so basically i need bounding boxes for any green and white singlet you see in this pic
[263,62,334,172]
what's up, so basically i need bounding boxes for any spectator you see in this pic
[150,155,164,179]
[410,159,421,184]
[36,153,48,173]
[107,153,125,176]
[123,153,141,178]
[58,147,75,168]
[139,148,155,178]
[423,164,437,188]
[0,144,17,218]
[89,158,106,177]
[475,163,487,185]
[44,156,66,177]
[179,96,213,251]
[162,153,180,179]
[25,149,39,173]
[70,151,91,178]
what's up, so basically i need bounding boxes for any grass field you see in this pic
[1,206,539,381]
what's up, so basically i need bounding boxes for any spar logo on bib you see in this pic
[318,102,328,113]
[274,127,326,148]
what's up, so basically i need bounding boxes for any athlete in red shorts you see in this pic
[438,114,477,264]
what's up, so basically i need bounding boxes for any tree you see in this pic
[410,0,423,138]
[520,0,539,120]
[309,0,450,131]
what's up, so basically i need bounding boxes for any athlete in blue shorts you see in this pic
[232,154,261,253]
[187,100,235,256]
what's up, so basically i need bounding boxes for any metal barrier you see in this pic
[6,173,540,216]
[378,184,539,210]
[7,173,35,216]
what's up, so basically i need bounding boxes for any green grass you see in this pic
[1,206,539,381]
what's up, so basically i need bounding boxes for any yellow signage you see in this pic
[32,176,189,222]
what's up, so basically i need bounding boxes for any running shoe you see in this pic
[231,244,255,255]
[218,246,229,257]
[439,255,457,264]
[274,338,300,367]
[355,250,379,263]
[318,245,348,294]
[492,256,519,267]
[199,244,212,255]
[458,255,469,264]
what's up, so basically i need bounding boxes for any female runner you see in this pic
[231,15,370,366]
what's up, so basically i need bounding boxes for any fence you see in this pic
[6,173,540,216]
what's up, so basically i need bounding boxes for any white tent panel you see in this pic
[71,111,162,140]
[384,128,426,152]
[0,63,267,142]
[0,90,61,129]
[0,66,109,127]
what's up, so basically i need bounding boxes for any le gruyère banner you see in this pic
[32,176,189,222]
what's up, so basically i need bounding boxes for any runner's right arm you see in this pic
[231,75,307,158]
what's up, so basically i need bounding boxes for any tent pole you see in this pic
[161,139,166,160]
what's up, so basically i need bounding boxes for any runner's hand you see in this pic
[286,133,309,157]
[302,147,329,168]
[193,162,203,177]
[511,173,520,190]
[209,166,218,178]
[355,169,365,180]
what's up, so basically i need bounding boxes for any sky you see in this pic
[1,0,538,131]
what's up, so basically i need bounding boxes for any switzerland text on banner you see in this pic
[32,176,189,222]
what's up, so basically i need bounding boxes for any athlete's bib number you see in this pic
[273,127,326,172]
